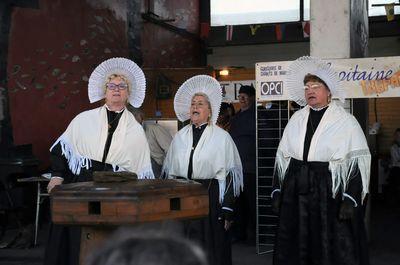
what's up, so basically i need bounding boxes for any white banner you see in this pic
[219,80,255,102]
[256,56,400,101]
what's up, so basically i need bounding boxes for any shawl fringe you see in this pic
[160,164,169,179]
[229,165,244,198]
[274,150,291,186]
[329,149,371,203]
[112,164,121,172]
[161,165,243,203]
[51,136,155,178]
[218,179,226,204]
[138,165,155,179]
[218,166,244,203]
[50,136,91,176]
[275,149,370,203]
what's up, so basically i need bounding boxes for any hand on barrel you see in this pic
[47,177,63,193]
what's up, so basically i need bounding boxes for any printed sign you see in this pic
[219,80,255,102]
[256,56,400,101]
[260,81,284,96]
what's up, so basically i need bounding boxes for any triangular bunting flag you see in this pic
[385,3,395,21]
[250,25,261,36]
[200,22,210,39]
[226,25,233,41]
[302,21,310,38]
[275,24,282,41]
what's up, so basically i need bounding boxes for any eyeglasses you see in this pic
[238,94,249,100]
[106,83,128,90]
[303,83,323,91]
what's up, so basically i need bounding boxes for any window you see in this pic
[211,0,300,26]
[303,0,310,21]
[211,0,399,26]
[369,0,400,17]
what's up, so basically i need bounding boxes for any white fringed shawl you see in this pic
[162,124,243,203]
[275,101,371,201]
[50,105,154,179]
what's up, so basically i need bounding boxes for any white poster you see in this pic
[256,56,400,101]
[219,80,255,102]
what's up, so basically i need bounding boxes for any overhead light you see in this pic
[219,69,229,76]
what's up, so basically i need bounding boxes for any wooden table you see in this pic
[17,175,50,246]
[51,179,209,264]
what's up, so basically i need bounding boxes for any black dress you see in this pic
[186,124,234,265]
[273,107,369,265]
[43,109,123,265]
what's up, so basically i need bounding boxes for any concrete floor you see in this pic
[0,227,270,265]
[0,199,399,265]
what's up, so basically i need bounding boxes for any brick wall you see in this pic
[369,98,400,155]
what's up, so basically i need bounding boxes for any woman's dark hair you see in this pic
[220,102,235,116]
[217,102,235,127]
[303,74,329,90]
[238,85,255,97]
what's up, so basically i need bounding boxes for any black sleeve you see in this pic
[222,173,235,210]
[344,167,362,206]
[272,169,280,190]
[220,173,235,222]
[271,168,281,198]
[50,142,70,182]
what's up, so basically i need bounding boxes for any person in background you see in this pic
[271,56,370,265]
[129,107,173,178]
[229,85,256,243]
[388,128,400,204]
[87,225,208,265]
[44,57,154,265]
[217,102,235,131]
[162,75,243,265]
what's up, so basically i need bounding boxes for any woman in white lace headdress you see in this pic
[44,58,154,265]
[162,75,243,265]
[271,56,371,265]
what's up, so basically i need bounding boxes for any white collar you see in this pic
[105,104,125,113]
[309,104,329,111]
[193,122,208,128]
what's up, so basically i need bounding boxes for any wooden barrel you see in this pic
[50,179,209,264]
[51,179,209,225]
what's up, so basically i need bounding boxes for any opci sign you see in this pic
[261,81,283,95]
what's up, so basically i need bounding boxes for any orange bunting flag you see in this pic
[200,22,210,39]
[275,24,282,41]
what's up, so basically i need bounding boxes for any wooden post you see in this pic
[0,2,14,149]
[127,0,143,66]
[310,0,370,238]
